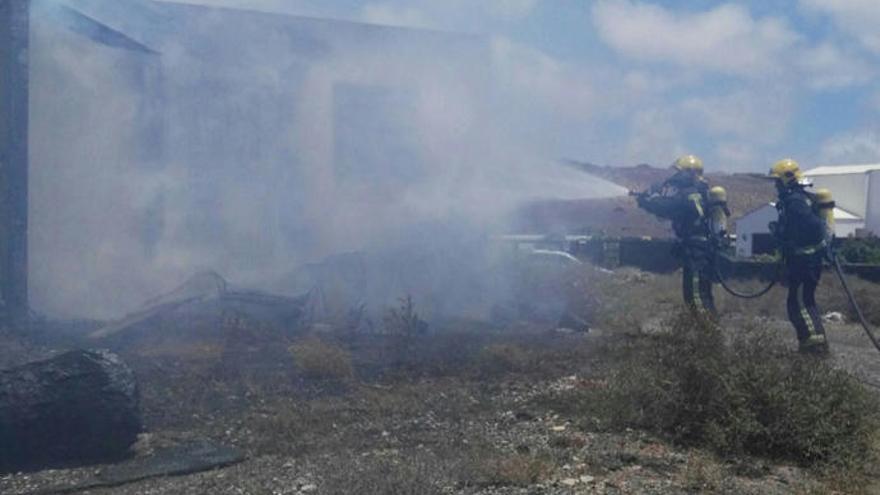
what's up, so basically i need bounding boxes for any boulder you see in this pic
[0,349,142,472]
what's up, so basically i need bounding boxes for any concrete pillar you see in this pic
[0,0,30,329]
[867,170,880,236]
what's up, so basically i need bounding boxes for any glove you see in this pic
[768,221,784,243]
[824,237,836,263]
[714,231,730,249]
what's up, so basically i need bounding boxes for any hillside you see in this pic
[513,162,776,238]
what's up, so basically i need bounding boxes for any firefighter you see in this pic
[767,158,830,355]
[634,155,717,316]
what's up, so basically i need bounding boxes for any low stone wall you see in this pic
[564,236,880,282]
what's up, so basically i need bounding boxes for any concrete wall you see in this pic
[836,218,864,238]
[0,0,31,326]
[735,204,776,257]
[567,236,880,283]
[30,14,164,318]
[867,170,880,235]
[809,173,868,218]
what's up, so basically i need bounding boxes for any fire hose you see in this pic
[631,184,880,352]
[712,248,778,299]
[713,246,880,354]
[713,258,778,299]
[832,253,880,353]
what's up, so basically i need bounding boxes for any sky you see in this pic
[152,0,880,173]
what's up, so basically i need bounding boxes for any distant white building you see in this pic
[735,163,880,257]
[805,164,880,236]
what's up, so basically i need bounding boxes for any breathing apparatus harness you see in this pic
[691,182,778,299]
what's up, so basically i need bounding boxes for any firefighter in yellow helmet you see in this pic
[768,158,830,355]
[634,155,718,316]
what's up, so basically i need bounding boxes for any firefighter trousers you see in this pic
[680,243,716,317]
[785,253,827,351]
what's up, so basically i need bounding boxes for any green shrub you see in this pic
[598,313,880,470]
[838,237,880,264]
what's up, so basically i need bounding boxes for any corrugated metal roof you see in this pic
[835,207,862,220]
[804,164,880,176]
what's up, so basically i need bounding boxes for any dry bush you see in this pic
[479,343,536,375]
[591,313,880,472]
[381,329,489,378]
[379,295,428,365]
[682,452,725,492]
[476,453,554,487]
[383,295,428,337]
[289,336,354,381]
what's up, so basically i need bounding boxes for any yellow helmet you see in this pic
[671,155,704,176]
[708,186,727,204]
[768,158,802,185]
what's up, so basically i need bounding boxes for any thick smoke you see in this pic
[29,0,624,319]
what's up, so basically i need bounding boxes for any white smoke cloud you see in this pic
[29,0,621,319]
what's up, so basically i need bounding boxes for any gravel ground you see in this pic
[0,336,830,495]
[3,269,880,494]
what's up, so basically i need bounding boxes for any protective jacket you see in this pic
[774,184,829,354]
[637,180,711,242]
[775,187,826,256]
[637,179,716,316]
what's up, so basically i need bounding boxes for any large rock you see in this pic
[0,349,142,472]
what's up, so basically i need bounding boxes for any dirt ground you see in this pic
[2,266,880,495]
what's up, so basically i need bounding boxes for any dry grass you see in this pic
[289,336,354,381]
[22,258,877,494]
[477,453,555,487]
[682,452,725,493]
[479,343,536,374]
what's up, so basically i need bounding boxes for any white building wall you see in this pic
[734,203,864,256]
[808,173,868,218]
[867,170,880,235]
[836,219,863,238]
[735,204,777,258]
